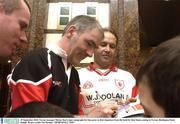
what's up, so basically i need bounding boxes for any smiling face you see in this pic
[67,28,103,66]
[138,76,165,117]
[94,31,117,69]
[0,0,30,58]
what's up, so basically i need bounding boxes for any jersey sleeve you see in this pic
[77,68,85,115]
[125,71,137,98]
[8,49,52,110]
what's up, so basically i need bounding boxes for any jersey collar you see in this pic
[87,62,118,76]
[47,44,71,70]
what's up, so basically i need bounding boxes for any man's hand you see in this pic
[117,97,137,106]
[86,100,118,118]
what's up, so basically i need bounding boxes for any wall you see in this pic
[109,0,141,76]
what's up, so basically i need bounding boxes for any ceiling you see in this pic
[138,0,180,47]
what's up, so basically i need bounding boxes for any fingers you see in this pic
[117,97,137,105]
[88,100,118,118]
[87,98,137,118]
[99,101,118,118]
[111,110,118,118]
[128,97,137,103]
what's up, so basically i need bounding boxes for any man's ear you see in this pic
[66,25,77,38]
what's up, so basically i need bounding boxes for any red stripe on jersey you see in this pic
[78,94,85,115]
[78,93,94,115]
[131,85,138,98]
[10,78,52,110]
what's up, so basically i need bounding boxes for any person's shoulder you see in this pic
[27,48,48,56]
[117,68,131,73]
[116,68,134,77]
[16,48,48,67]
[22,48,47,59]
[116,69,136,83]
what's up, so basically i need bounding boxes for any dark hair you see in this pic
[0,0,30,14]
[6,102,74,117]
[136,35,180,117]
[62,15,103,38]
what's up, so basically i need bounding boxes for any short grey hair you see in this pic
[62,15,103,38]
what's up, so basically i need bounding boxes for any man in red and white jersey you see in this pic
[78,28,144,117]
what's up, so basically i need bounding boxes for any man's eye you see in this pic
[19,21,27,31]
[100,43,107,47]
[110,44,116,49]
[87,41,96,49]
[87,42,92,47]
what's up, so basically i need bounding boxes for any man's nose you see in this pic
[86,49,94,57]
[20,31,28,44]
[104,45,110,52]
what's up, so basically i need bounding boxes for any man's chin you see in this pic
[74,62,81,67]
[102,59,111,64]
[70,60,81,67]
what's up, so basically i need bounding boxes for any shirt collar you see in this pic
[87,62,118,72]
[47,44,67,59]
[47,44,71,70]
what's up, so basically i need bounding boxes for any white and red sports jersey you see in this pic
[78,62,138,115]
